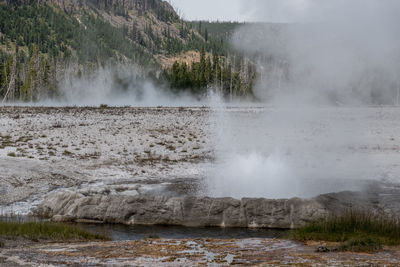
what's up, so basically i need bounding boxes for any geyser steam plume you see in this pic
[206,0,400,199]
[235,0,400,105]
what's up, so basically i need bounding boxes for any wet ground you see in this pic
[1,238,400,266]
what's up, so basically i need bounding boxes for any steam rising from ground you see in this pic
[2,0,397,200]
[58,66,203,107]
[20,65,202,107]
[206,0,400,199]
[207,104,377,199]
[235,0,400,105]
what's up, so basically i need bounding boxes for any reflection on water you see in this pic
[77,223,288,241]
[0,216,287,241]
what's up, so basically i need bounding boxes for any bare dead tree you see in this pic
[2,55,16,103]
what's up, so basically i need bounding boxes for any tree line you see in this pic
[0,3,154,102]
[0,2,257,102]
[163,48,256,98]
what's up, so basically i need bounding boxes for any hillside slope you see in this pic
[0,1,255,102]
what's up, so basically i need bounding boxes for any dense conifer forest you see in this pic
[0,0,256,102]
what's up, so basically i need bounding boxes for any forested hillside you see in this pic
[166,21,257,98]
[188,21,243,54]
[0,0,256,102]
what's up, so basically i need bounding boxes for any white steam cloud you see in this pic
[58,65,203,107]
[31,65,203,107]
[235,0,400,105]
[206,0,400,199]
[207,104,377,199]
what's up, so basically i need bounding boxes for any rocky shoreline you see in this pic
[34,191,327,228]
[33,182,400,229]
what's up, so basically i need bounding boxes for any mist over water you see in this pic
[206,0,400,199]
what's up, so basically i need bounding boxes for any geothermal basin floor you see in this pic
[0,106,212,214]
[1,106,400,214]
[2,106,400,265]
[1,237,400,266]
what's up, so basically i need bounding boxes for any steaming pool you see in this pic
[1,106,400,227]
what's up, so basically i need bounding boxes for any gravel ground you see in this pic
[0,106,212,215]
[1,238,400,266]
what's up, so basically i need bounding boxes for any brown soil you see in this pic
[1,238,400,266]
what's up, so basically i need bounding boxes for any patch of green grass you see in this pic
[0,221,110,241]
[7,152,16,157]
[166,145,176,151]
[143,233,160,240]
[62,150,73,156]
[289,210,400,252]
[339,236,382,252]
[1,139,15,148]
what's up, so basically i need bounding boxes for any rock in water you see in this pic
[316,246,330,253]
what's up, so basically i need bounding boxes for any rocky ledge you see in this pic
[34,182,400,229]
[34,191,327,229]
